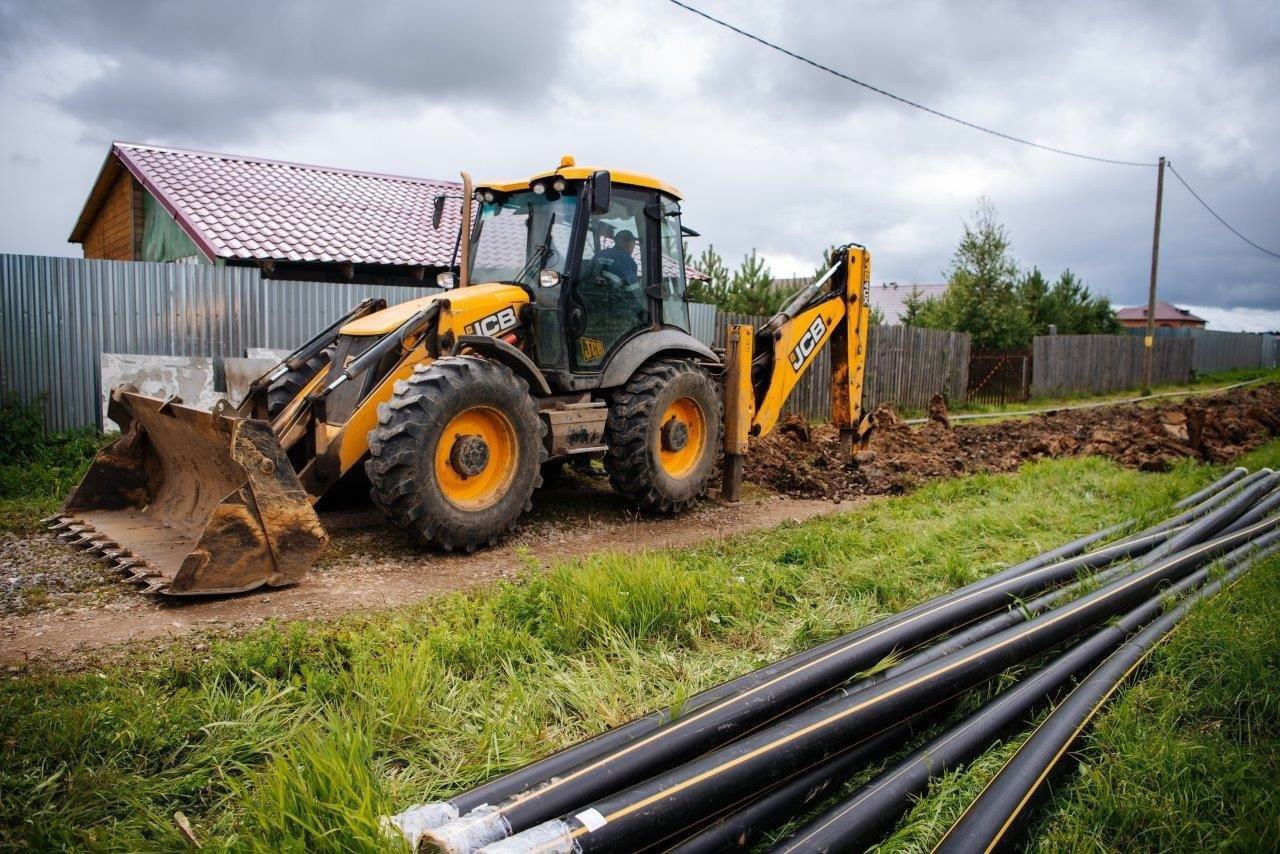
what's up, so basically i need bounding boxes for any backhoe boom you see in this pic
[721,245,871,500]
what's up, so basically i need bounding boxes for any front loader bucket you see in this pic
[51,389,327,596]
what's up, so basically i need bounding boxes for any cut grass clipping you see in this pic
[4,444,1280,850]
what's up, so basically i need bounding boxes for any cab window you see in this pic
[659,198,689,331]
[574,188,651,368]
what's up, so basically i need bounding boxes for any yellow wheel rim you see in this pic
[657,395,707,479]
[434,406,519,510]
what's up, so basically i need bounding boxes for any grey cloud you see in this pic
[0,0,569,141]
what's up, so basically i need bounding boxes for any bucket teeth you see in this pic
[57,525,88,542]
[87,538,115,556]
[48,518,75,533]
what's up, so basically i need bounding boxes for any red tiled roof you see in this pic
[89,142,464,266]
[1115,300,1206,323]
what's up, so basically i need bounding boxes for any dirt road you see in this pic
[1,473,844,667]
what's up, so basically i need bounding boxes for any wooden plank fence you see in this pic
[711,310,970,420]
[1031,334,1193,396]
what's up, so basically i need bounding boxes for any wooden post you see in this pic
[1142,156,1166,393]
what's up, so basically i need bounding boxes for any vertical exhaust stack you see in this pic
[52,388,328,595]
[459,171,473,288]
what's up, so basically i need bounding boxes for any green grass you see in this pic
[0,429,110,535]
[0,394,112,534]
[3,445,1280,850]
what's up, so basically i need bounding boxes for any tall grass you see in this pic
[0,393,111,534]
[3,445,1279,849]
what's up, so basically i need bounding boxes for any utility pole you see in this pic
[1142,156,1166,393]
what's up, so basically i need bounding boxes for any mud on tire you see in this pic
[267,347,334,417]
[364,356,546,552]
[604,359,722,513]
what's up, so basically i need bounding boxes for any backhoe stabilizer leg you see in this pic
[721,453,745,503]
[721,323,755,504]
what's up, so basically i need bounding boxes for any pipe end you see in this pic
[381,802,461,849]
[421,805,510,854]
[477,819,575,854]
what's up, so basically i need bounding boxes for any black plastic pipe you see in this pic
[780,476,1275,721]
[658,719,918,854]
[491,511,1279,854]
[410,476,1271,851]
[934,536,1280,854]
[768,529,1280,853]
[389,485,1244,845]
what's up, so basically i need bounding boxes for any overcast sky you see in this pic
[1,0,1277,329]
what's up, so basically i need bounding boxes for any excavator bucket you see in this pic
[50,388,327,596]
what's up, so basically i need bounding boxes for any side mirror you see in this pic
[436,271,457,289]
[432,196,446,229]
[589,170,611,215]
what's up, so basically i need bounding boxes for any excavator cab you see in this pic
[54,156,870,596]
[457,157,697,390]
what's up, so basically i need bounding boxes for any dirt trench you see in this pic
[747,384,1280,501]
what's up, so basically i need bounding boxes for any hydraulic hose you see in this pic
[487,511,1280,854]
[387,478,1247,844]
[768,530,1280,853]
[934,536,1280,854]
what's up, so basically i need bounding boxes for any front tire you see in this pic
[604,359,722,513]
[365,356,546,551]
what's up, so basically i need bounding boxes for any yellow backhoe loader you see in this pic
[51,156,871,595]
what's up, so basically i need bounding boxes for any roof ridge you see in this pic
[113,140,462,188]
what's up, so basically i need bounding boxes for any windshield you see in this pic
[469,190,578,286]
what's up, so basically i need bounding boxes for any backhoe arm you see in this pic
[721,244,871,500]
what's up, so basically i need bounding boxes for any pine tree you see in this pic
[726,249,782,315]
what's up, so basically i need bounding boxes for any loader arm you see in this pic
[721,245,871,500]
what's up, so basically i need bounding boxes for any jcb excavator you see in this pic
[51,157,871,595]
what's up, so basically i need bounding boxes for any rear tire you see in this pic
[604,359,722,513]
[267,347,334,417]
[365,356,546,551]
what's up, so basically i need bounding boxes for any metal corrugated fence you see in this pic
[1124,326,1274,374]
[0,254,437,432]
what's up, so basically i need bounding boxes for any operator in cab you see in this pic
[596,229,640,286]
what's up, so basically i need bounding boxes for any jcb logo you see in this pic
[788,316,827,372]
[578,337,605,362]
[465,307,519,337]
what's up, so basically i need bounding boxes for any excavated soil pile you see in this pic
[746,384,1280,501]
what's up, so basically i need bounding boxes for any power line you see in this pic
[665,0,1155,167]
[1167,163,1280,260]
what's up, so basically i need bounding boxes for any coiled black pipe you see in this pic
[490,508,1279,854]
[767,530,1280,853]
[934,536,1280,853]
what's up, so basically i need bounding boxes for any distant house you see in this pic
[1116,300,1207,329]
[869,281,948,324]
